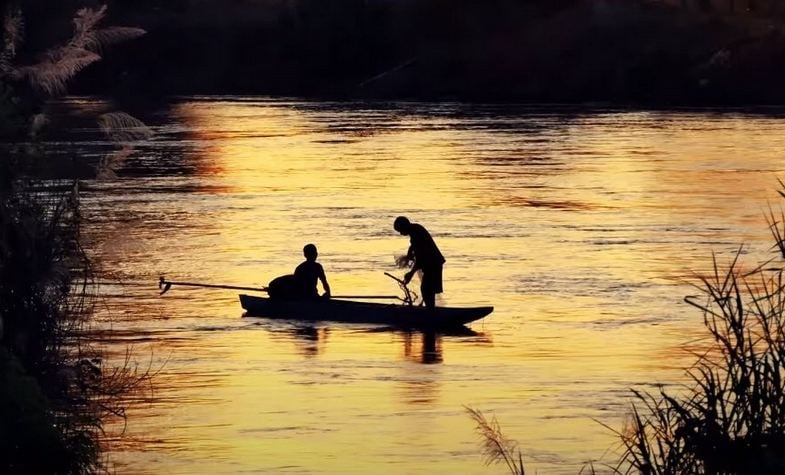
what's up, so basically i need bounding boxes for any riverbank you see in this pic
[70,0,785,105]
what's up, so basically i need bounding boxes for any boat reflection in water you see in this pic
[248,316,490,364]
[403,330,442,364]
[290,325,331,359]
[382,325,491,365]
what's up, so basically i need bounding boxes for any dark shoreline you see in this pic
[60,0,785,107]
[89,94,785,120]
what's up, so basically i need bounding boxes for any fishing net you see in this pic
[394,253,414,269]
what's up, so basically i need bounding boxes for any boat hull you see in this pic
[239,294,492,328]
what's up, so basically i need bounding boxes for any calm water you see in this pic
[64,98,785,473]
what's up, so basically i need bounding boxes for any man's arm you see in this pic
[404,260,420,285]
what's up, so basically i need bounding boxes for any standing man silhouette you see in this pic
[393,216,445,308]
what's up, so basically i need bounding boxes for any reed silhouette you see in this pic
[603,183,785,474]
[466,407,527,475]
[468,182,785,473]
[1,4,152,472]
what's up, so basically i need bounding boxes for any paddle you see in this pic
[158,277,399,300]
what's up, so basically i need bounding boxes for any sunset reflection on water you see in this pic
[77,99,785,473]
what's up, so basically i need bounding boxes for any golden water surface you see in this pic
[72,98,785,474]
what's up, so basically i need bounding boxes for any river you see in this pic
[60,98,785,473]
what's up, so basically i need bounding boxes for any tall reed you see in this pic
[469,181,785,474]
[609,184,785,474]
[466,406,526,475]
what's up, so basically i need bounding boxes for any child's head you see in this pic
[303,243,318,261]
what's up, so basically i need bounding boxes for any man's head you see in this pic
[393,216,411,235]
[303,243,318,261]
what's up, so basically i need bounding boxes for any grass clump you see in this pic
[469,182,785,474]
[0,170,153,473]
[607,186,785,474]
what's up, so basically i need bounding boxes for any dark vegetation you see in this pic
[469,182,785,473]
[0,176,97,473]
[607,196,785,473]
[1,3,150,472]
[0,173,150,473]
[52,0,785,104]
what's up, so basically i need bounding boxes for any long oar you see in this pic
[159,277,399,299]
[159,277,267,295]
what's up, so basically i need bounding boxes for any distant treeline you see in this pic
[20,0,785,104]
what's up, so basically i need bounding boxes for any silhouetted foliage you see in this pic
[604,184,785,474]
[63,0,785,104]
[1,3,151,473]
[469,181,785,473]
[1,1,145,140]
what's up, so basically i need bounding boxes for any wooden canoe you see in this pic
[239,294,492,328]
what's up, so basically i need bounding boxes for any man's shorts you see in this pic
[421,265,444,294]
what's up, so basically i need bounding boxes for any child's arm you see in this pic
[319,265,331,297]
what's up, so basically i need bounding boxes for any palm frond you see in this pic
[96,113,152,180]
[15,47,100,95]
[96,145,133,180]
[8,5,144,95]
[70,6,108,50]
[93,27,146,50]
[97,112,153,143]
